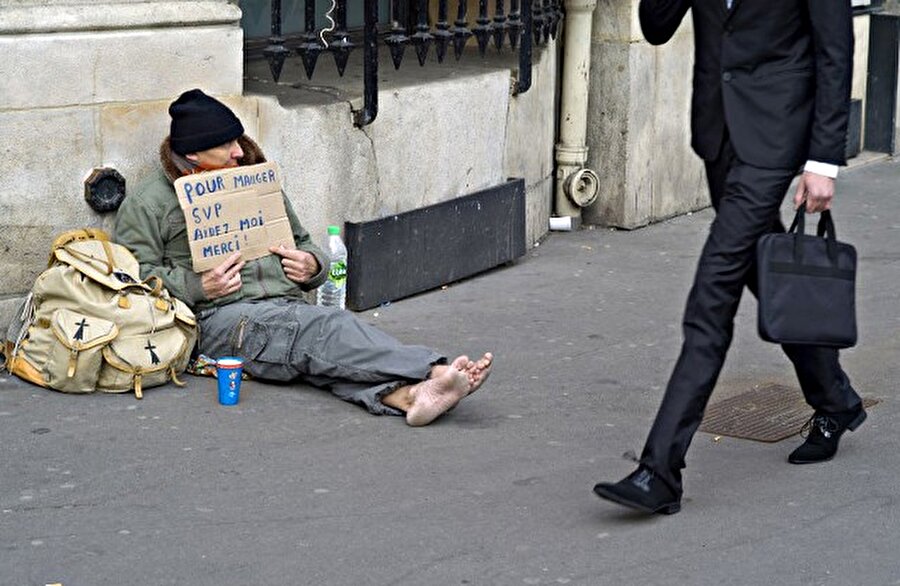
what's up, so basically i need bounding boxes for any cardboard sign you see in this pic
[174,162,295,272]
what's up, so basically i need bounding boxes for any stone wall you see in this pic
[0,1,559,330]
[254,46,558,249]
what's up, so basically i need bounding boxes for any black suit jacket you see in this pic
[639,0,853,169]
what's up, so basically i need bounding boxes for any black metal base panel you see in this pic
[344,178,526,311]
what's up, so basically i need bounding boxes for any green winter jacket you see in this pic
[114,136,328,313]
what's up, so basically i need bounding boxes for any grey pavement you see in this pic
[2,157,899,586]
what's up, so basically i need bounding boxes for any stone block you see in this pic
[505,48,557,188]
[0,1,242,35]
[99,94,257,192]
[585,15,706,228]
[854,14,871,102]
[621,42,659,228]
[256,96,379,245]
[100,101,171,191]
[584,41,630,226]
[524,177,553,246]
[257,66,540,247]
[853,14,872,139]
[0,26,242,110]
[646,31,707,221]
[364,71,508,216]
[0,108,104,294]
[593,0,638,42]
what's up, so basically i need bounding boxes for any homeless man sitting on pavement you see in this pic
[114,89,492,425]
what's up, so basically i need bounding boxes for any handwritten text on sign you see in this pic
[174,162,295,272]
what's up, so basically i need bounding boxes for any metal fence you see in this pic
[262,0,562,126]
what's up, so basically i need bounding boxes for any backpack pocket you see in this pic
[44,309,118,393]
[98,326,192,398]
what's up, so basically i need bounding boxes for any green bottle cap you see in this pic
[327,225,340,235]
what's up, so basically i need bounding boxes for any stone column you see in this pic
[582,0,707,229]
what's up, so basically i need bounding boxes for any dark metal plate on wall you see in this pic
[344,178,526,311]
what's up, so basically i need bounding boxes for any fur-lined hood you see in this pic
[159,135,267,183]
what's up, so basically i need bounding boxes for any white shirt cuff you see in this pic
[804,160,839,179]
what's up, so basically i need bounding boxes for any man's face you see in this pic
[186,139,244,170]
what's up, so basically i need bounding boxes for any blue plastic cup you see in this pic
[216,357,243,406]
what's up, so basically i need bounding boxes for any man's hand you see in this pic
[269,245,320,284]
[793,171,835,213]
[200,252,245,299]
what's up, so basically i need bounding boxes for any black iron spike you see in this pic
[264,0,288,82]
[330,0,355,77]
[451,0,472,60]
[532,0,544,45]
[298,39,323,79]
[385,0,409,69]
[548,0,559,40]
[541,0,552,43]
[264,41,290,82]
[473,0,492,56]
[331,38,354,76]
[492,0,508,52]
[553,0,565,40]
[409,0,432,66]
[507,0,521,50]
[297,0,322,79]
[434,0,452,63]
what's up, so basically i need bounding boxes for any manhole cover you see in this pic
[699,383,879,443]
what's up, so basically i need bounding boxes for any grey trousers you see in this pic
[198,298,445,415]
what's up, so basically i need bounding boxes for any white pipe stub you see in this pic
[563,167,600,208]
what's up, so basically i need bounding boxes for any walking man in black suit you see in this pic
[593,0,866,514]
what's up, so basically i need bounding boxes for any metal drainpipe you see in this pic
[554,0,600,221]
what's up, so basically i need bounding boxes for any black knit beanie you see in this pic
[168,89,245,155]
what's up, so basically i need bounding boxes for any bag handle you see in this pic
[142,275,165,297]
[788,204,806,263]
[787,204,839,265]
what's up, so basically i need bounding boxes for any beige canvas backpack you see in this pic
[5,229,198,399]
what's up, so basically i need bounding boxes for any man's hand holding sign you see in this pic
[201,252,245,299]
[269,245,320,284]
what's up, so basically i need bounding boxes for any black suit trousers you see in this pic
[639,138,862,495]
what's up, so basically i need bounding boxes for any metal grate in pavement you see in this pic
[699,382,879,443]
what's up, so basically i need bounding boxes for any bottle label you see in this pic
[328,260,347,287]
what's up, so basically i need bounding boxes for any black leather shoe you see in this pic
[788,406,867,465]
[593,466,681,515]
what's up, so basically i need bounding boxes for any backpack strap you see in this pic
[143,275,165,297]
[133,373,143,400]
[48,228,110,267]
[62,241,117,276]
[170,366,186,387]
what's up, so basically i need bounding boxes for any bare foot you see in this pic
[405,357,470,427]
[463,352,493,396]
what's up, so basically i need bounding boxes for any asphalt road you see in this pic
[1,158,898,586]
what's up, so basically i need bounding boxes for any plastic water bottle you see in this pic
[317,225,348,309]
